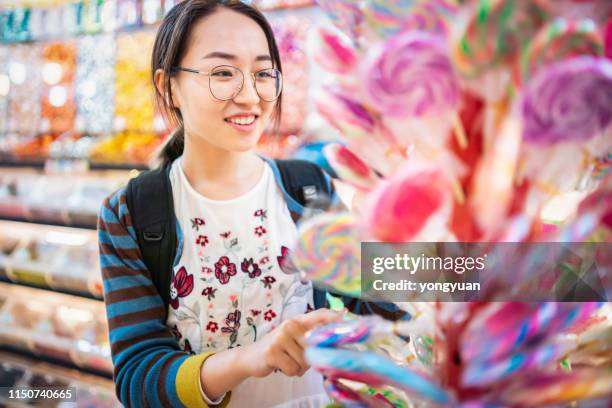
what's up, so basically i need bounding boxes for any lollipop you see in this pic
[315,27,359,75]
[292,213,361,296]
[362,32,460,117]
[306,347,452,404]
[520,18,603,83]
[315,89,404,176]
[452,0,549,79]
[361,31,467,149]
[521,56,612,144]
[363,163,453,242]
[397,0,458,38]
[363,0,416,39]
[317,0,364,41]
[323,143,379,191]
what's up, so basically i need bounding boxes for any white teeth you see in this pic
[227,115,256,126]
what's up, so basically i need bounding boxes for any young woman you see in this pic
[98,1,343,407]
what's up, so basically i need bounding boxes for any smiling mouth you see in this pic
[224,115,258,126]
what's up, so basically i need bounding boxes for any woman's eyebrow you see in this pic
[202,51,271,62]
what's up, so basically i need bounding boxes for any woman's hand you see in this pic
[244,308,342,378]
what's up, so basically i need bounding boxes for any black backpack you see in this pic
[126,159,406,321]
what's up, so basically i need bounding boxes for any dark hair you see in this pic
[152,0,283,166]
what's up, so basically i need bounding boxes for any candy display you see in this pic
[76,34,116,134]
[41,41,77,134]
[308,1,612,406]
[292,212,362,297]
[114,31,156,133]
[0,282,112,374]
[6,43,42,135]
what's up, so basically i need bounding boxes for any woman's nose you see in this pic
[233,75,260,105]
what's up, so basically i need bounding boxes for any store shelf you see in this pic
[0,220,103,300]
[0,170,131,230]
[0,350,119,406]
[0,282,112,376]
[0,158,148,171]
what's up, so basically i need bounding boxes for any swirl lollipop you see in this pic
[317,0,364,41]
[362,32,460,117]
[452,0,549,79]
[292,213,361,297]
[363,0,416,39]
[362,31,467,149]
[520,18,603,84]
[400,0,458,38]
[521,56,612,144]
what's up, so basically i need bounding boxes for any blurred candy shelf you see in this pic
[0,220,103,298]
[0,169,130,229]
[0,282,112,375]
[0,351,120,407]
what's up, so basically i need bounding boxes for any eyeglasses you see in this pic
[172,65,283,102]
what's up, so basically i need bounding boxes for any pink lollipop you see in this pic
[363,163,453,242]
[361,32,460,117]
[522,56,612,144]
[315,27,358,75]
[317,0,364,40]
[323,143,379,191]
[361,31,467,149]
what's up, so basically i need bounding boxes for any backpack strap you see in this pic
[274,159,332,210]
[125,165,176,319]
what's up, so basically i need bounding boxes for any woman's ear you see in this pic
[154,68,181,109]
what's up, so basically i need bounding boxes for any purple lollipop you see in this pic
[522,56,612,144]
[361,32,460,118]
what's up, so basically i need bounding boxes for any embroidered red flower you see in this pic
[206,321,219,333]
[196,235,209,247]
[254,226,267,237]
[261,276,276,289]
[220,231,232,239]
[214,256,237,284]
[254,209,267,221]
[264,309,277,322]
[251,309,261,317]
[277,246,298,274]
[170,266,194,310]
[171,324,182,340]
[241,258,262,278]
[191,218,205,230]
[221,309,241,334]
[201,286,217,301]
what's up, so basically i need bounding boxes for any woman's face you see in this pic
[170,9,277,152]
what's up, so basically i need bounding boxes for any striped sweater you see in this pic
[98,159,337,408]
